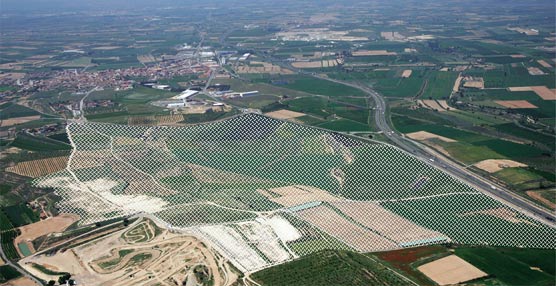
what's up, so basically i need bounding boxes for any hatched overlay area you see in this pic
[35,113,556,272]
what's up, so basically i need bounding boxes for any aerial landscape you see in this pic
[0,0,555,285]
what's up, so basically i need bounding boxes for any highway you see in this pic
[259,54,555,226]
[312,74,555,226]
[316,75,556,226]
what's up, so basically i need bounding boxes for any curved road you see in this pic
[314,74,556,226]
[0,243,42,285]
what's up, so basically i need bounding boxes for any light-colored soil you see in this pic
[401,69,412,78]
[6,156,69,178]
[453,75,464,93]
[494,100,538,109]
[0,276,40,286]
[508,86,556,100]
[419,100,455,112]
[526,191,555,210]
[14,214,79,256]
[537,60,552,68]
[21,219,230,286]
[331,201,447,245]
[510,54,527,58]
[352,50,397,56]
[530,86,556,100]
[297,205,398,251]
[474,159,527,173]
[527,67,545,75]
[406,131,456,143]
[264,109,306,120]
[463,78,485,89]
[0,115,41,127]
[137,54,156,63]
[418,255,487,285]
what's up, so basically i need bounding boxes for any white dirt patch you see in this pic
[418,255,487,285]
[474,159,527,173]
[198,225,267,272]
[406,131,457,143]
[237,219,293,263]
[401,69,412,78]
[84,179,167,213]
[264,215,302,242]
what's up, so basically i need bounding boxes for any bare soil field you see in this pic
[510,54,527,58]
[259,185,340,207]
[352,50,397,56]
[1,277,39,286]
[463,78,484,89]
[0,115,41,127]
[406,131,456,143]
[137,54,156,64]
[494,100,538,109]
[14,214,79,256]
[508,86,556,100]
[527,67,545,75]
[401,69,412,78]
[331,202,447,245]
[297,205,397,251]
[6,156,69,178]
[526,191,555,210]
[264,109,306,120]
[291,61,321,68]
[417,255,487,285]
[419,100,454,112]
[474,159,527,173]
[537,60,552,68]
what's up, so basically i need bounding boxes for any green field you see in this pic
[454,247,555,286]
[2,204,40,227]
[0,103,40,120]
[0,265,22,283]
[252,250,413,286]
[11,133,72,151]
[274,76,366,97]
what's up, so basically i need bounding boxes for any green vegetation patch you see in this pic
[11,133,72,151]
[252,250,413,286]
[0,265,22,283]
[455,247,555,286]
[0,102,40,120]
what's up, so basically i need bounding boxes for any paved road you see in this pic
[0,242,42,285]
[258,55,554,226]
[314,75,556,226]
[77,86,100,121]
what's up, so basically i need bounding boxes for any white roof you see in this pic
[174,89,199,99]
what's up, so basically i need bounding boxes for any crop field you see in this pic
[252,250,413,286]
[32,113,556,272]
[6,156,68,178]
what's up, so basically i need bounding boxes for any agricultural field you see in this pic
[252,250,413,286]
[31,114,556,273]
